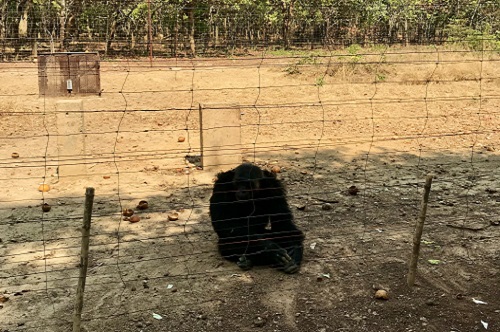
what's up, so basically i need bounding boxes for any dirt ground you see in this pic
[0,46,499,332]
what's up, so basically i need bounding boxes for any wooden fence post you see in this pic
[407,175,433,287]
[73,187,95,332]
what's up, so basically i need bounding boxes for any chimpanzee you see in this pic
[209,163,304,274]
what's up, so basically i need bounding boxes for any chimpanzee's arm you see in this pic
[209,170,236,234]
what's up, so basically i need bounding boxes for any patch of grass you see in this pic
[346,43,363,63]
[270,49,328,58]
[284,62,301,75]
[284,54,321,75]
[315,76,325,87]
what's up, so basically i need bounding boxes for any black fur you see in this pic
[209,163,304,273]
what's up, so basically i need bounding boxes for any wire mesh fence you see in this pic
[1,3,500,331]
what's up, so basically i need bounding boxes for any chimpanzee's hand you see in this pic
[237,255,253,270]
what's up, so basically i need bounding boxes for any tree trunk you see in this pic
[147,0,153,62]
[0,1,7,40]
[13,2,24,59]
[324,20,329,47]
[223,17,227,45]
[404,19,409,46]
[59,15,65,50]
[64,15,75,50]
[59,0,67,51]
[187,1,196,57]
[19,9,28,37]
[86,19,92,40]
[106,16,118,55]
[17,6,28,60]
[388,20,393,44]
[282,1,294,49]
[32,38,37,57]
[173,13,179,57]
[215,25,219,48]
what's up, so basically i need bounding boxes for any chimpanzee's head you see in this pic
[233,163,263,201]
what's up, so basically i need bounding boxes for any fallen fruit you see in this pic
[168,212,179,221]
[271,166,281,174]
[129,215,140,223]
[42,203,51,212]
[136,200,149,210]
[38,184,50,192]
[348,185,359,195]
[375,289,389,300]
[122,209,134,217]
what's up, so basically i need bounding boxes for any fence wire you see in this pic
[0,34,499,332]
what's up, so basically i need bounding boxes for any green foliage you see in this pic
[345,44,363,64]
[315,76,325,87]
[284,62,301,75]
[131,3,149,20]
[269,49,297,57]
[284,54,320,75]
[445,21,500,52]
[376,73,386,82]
[298,55,320,65]
[347,44,361,54]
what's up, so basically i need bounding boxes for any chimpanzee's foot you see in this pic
[275,250,300,274]
[237,255,253,270]
[282,262,300,274]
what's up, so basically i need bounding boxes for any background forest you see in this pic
[1,0,499,59]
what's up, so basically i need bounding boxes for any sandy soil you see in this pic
[0,46,499,331]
